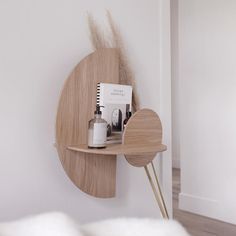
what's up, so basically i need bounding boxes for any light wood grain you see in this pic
[56,48,119,198]
[67,143,167,155]
[123,109,164,167]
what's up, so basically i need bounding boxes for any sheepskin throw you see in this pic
[0,212,190,236]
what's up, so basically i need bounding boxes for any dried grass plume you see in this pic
[87,11,140,112]
[87,13,109,50]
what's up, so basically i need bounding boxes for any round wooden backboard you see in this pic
[56,49,119,198]
[123,109,163,167]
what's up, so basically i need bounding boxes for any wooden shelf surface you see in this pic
[67,143,167,156]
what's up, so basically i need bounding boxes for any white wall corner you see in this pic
[159,0,173,217]
[172,158,180,169]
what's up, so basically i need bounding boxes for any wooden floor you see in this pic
[173,168,236,236]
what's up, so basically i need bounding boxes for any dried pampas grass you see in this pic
[87,13,109,50]
[87,11,140,112]
[106,11,140,112]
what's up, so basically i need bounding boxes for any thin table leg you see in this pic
[150,161,169,219]
[144,164,169,219]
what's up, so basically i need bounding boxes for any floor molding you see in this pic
[179,192,236,225]
[173,168,236,235]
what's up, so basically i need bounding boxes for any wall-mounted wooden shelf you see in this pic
[67,143,167,156]
[55,48,169,218]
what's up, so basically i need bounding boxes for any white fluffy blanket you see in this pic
[0,212,190,236]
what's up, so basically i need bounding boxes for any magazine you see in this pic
[97,83,132,143]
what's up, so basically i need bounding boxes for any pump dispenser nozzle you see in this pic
[94,105,104,115]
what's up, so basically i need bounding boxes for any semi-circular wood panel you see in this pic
[56,49,119,198]
[123,109,163,167]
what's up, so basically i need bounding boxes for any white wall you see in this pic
[171,0,180,169]
[177,0,236,224]
[0,0,172,222]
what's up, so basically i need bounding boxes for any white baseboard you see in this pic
[179,192,236,225]
[172,159,180,169]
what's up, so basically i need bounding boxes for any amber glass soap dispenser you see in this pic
[88,105,107,148]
